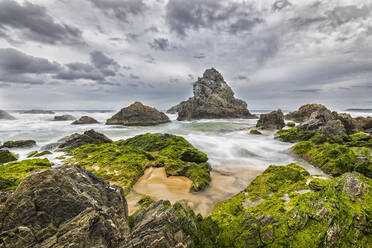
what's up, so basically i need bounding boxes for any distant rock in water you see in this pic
[256,109,285,129]
[0,140,36,149]
[0,110,15,120]
[106,102,170,126]
[71,116,98,125]
[168,68,255,121]
[54,115,75,121]
[23,109,55,114]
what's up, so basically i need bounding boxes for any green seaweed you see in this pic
[250,130,262,135]
[27,150,52,158]
[0,150,17,163]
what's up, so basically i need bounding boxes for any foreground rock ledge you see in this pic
[168,68,255,121]
[106,102,170,126]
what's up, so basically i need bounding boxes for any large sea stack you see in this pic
[168,68,255,121]
[106,102,170,126]
[0,110,15,120]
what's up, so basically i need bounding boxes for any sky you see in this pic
[0,0,371,111]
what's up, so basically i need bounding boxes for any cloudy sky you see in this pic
[0,0,371,111]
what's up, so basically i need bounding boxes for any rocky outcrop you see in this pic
[71,116,98,125]
[285,104,328,122]
[166,101,186,114]
[168,68,255,121]
[0,150,17,163]
[53,115,75,121]
[0,165,200,247]
[256,109,285,129]
[106,102,170,126]
[0,140,36,149]
[353,116,372,134]
[23,110,55,114]
[58,129,112,150]
[0,110,15,120]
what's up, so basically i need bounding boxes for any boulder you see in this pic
[71,116,98,125]
[285,104,328,122]
[53,115,75,121]
[168,68,255,121]
[106,102,170,126]
[256,109,285,129]
[0,140,36,149]
[0,150,17,163]
[0,110,15,120]
[23,109,55,114]
[57,129,112,150]
[0,165,199,247]
[353,116,372,134]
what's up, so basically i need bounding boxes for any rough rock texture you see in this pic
[0,140,36,149]
[106,102,170,126]
[0,110,15,120]
[0,166,199,248]
[0,165,130,248]
[353,116,372,134]
[285,104,328,122]
[53,115,75,121]
[166,101,186,114]
[23,110,55,114]
[256,109,285,129]
[0,150,17,163]
[71,116,98,125]
[168,68,255,121]
[57,129,112,150]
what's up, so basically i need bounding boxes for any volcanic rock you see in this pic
[106,102,170,126]
[0,110,15,120]
[71,116,98,125]
[168,68,255,121]
[256,109,285,129]
[53,115,75,121]
[23,109,55,114]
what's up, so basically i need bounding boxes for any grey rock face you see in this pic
[106,102,170,126]
[256,109,285,129]
[0,110,15,120]
[57,129,112,150]
[168,68,255,121]
[353,116,372,134]
[71,116,98,125]
[285,104,328,123]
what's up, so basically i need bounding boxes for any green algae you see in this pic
[65,133,211,193]
[27,150,52,158]
[286,122,296,127]
[0,150,17,163]
[0,158,53,191]
[275,128,315,143]
[250,129,262,135]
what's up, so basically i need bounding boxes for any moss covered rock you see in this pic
[286,121,296,127]
[250,129,262,135]
[27,150,52,158]
[66,133,211,193]
[0,150,17,163]
[0,140,36,149]
[0,158,53,191]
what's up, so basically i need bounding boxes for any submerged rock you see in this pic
[23,109,55,114]
[57,129,112,150]
[53,115,75,121]
[256,109,285,129]
[0,140,36,149]
[0,110,15,120]
[71,116,98,125]
[168,68,255,121]
[0,150,17,163]
[106,102,170,126]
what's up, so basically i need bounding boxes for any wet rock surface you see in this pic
[71,116,98,125]
[106,102,170,126]
[53,115,75,121]
[169,68,255,121]
[0,150,17,163]
[0,140,36,149]
[57,129,112,150]
[256,109,285,129]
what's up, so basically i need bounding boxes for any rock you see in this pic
[71,116,98,125]
[256,109,285,129]
[57,129,112,150]
[250,129,262,135]
[0,110,15,120]
[285,104,328,122]
[169,68,255,121]
[106,102,170,126]
[23,109,55,114]
[166,101,186,114]
[53,115,75,121]
[0,165,130,247]
[0,140,36,149]
[353,116,372,134]
[0,150,17,163]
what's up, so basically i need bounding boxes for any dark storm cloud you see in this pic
[0,0,82,45]
[89,0,147,23]
[148,38,172,51]
[327,5,370,25]
[0,48,61,74]
[165,0,263,37]
[55,63,104,81]
[90,50,119,69]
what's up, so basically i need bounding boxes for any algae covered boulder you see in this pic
[66,133,211,193]
[0,140,36,149]
[256,109,285,130]
[0,150,17,163]
[57,129,112,151]
[106,102,170,126]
